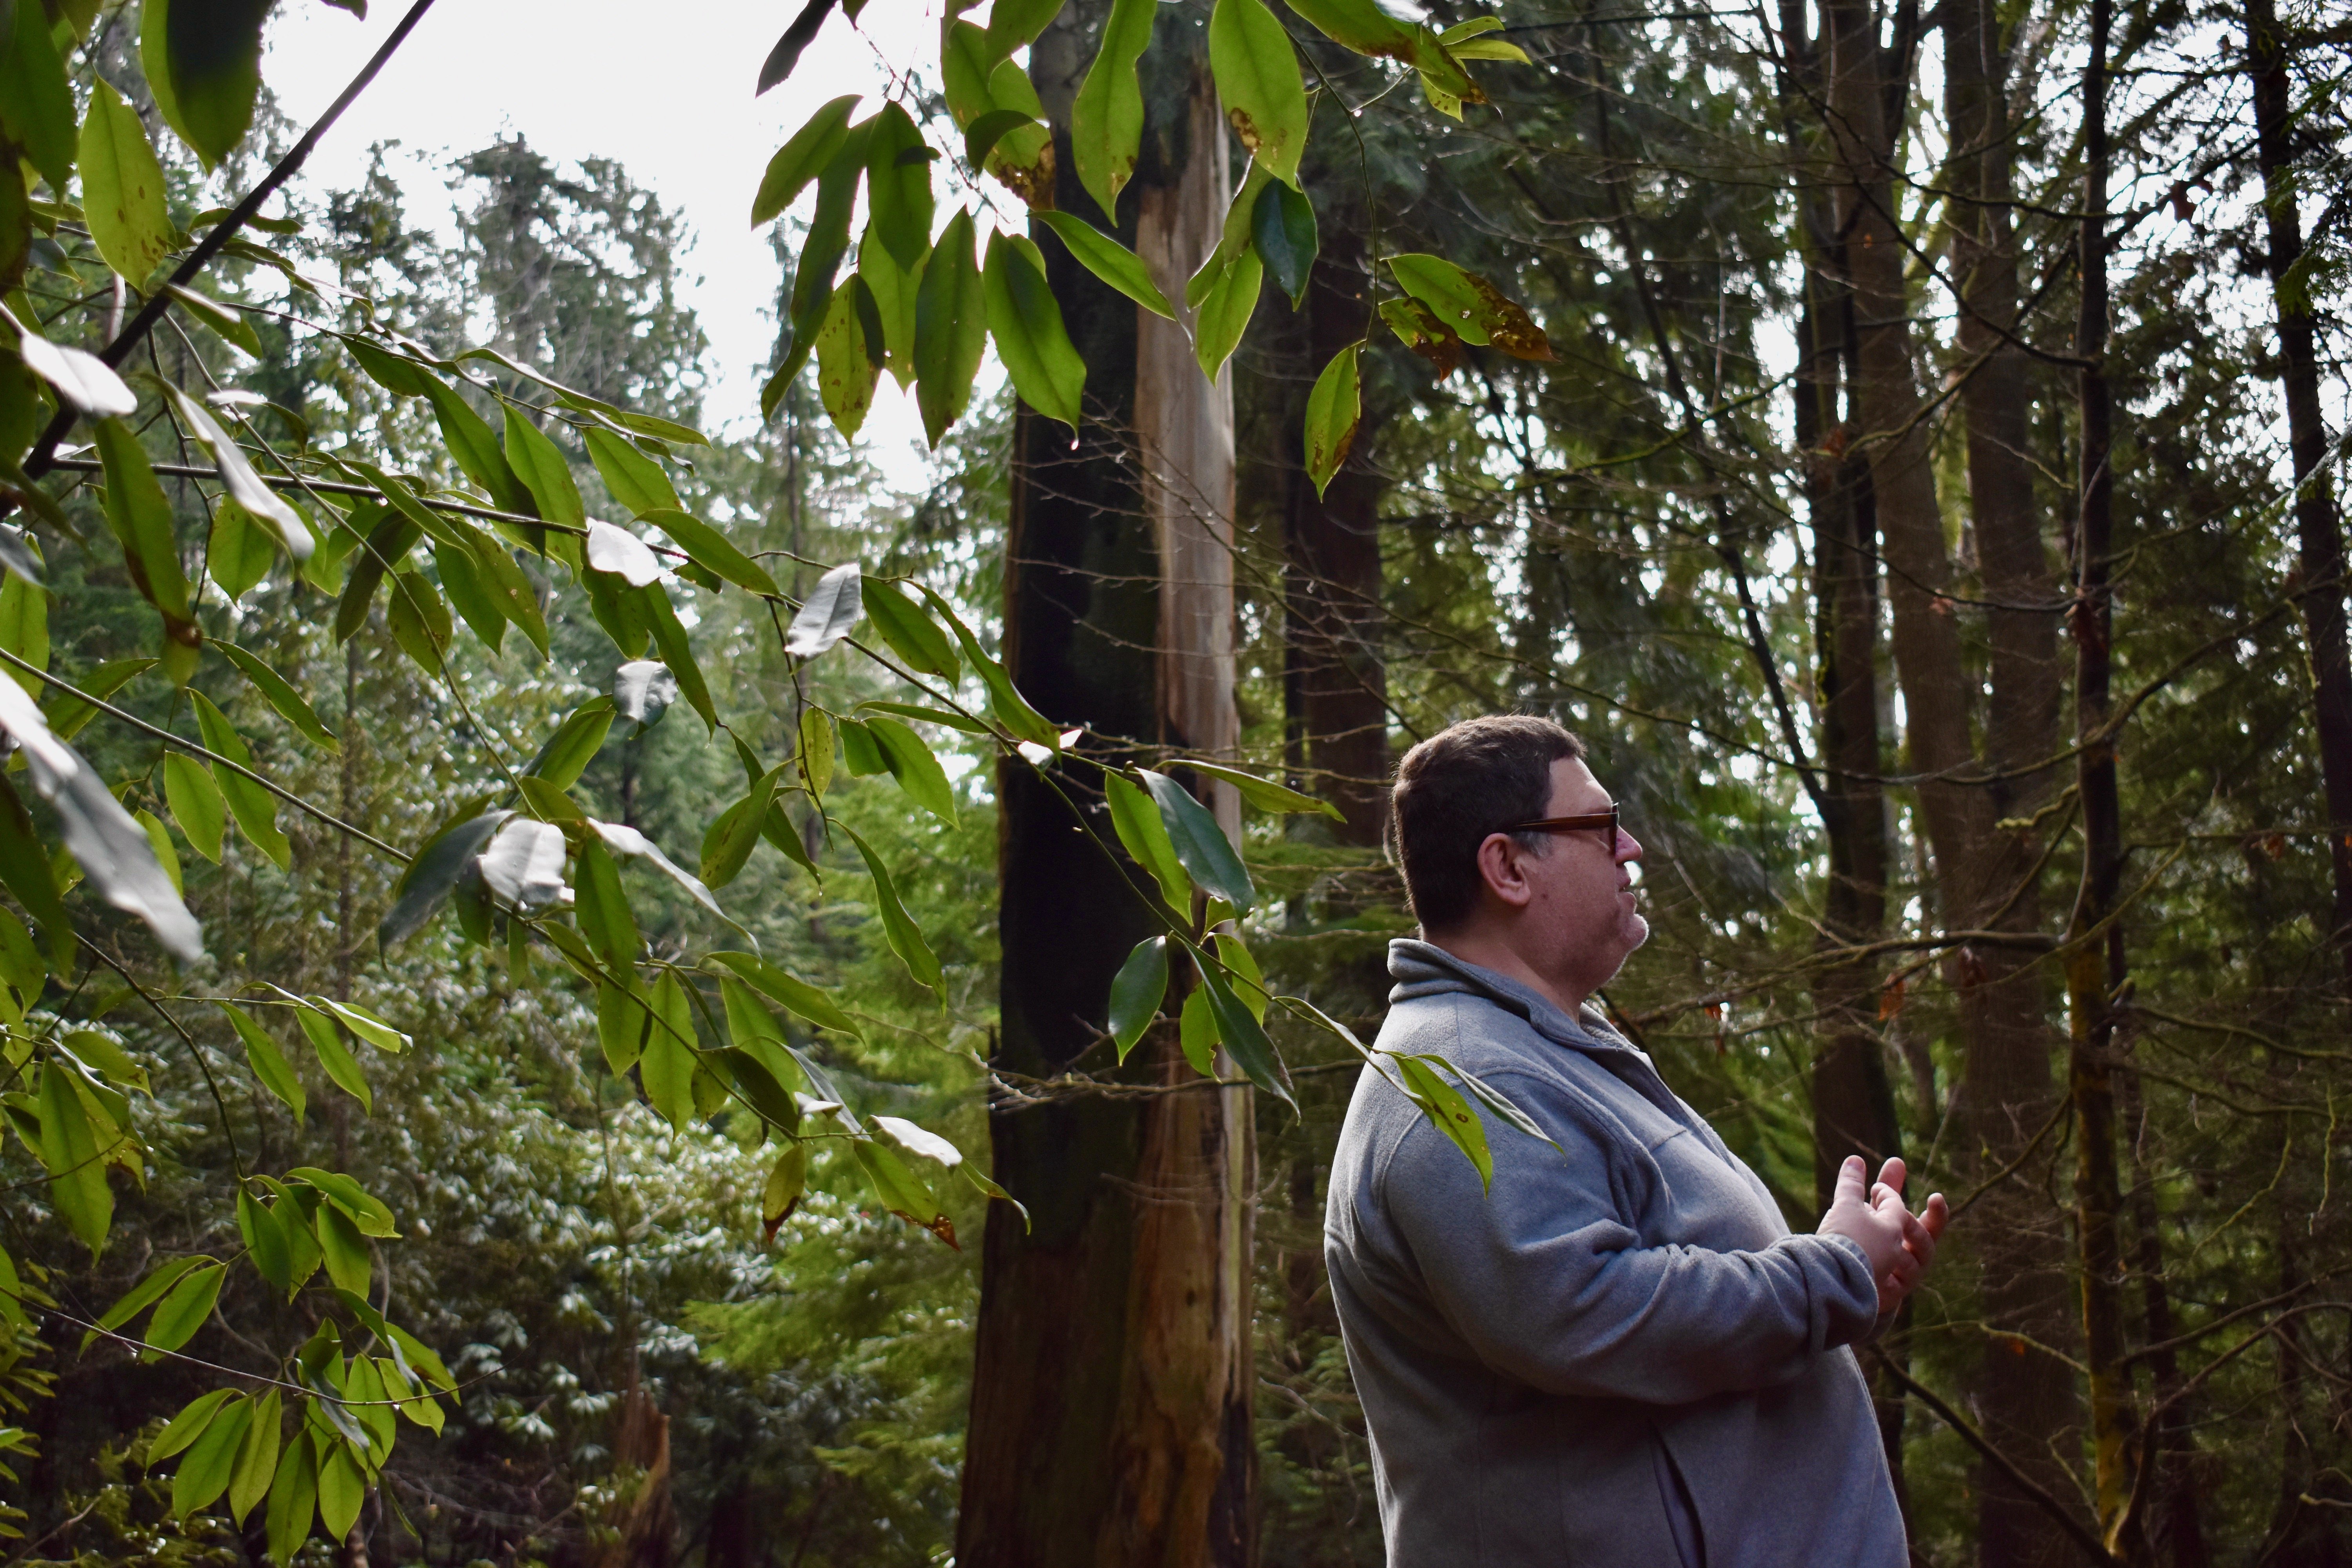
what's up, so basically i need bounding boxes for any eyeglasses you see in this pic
[1504,804,1620,843]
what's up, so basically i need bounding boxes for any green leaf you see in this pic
[92,418,192,620]
[1141,769,1255,911]
[1108,935,1168,1061]
[0,906,42,996]
[162,753,226,863]
[1033,211,1176,319]
[145,1259,226,1354]
[421,380,535,513]
[151,1388,239,1464]
[573,832,640,967]
[1387,254,1554,360]
[525,698,616,791]
[596,980,650,1075]
[639,972,699,1130]
[378,809,503,949]
[472,536,549,656]
[644,508,779,597]
[289,1166,395,1236]
[385,568,453,675]
[1194,947,1294,1108]
[702,766,785,888]
[786,561,864,658]
[314,1200,369,1296]
[172,1391,250,1519]
[0,0,77,191]
[210,644,334,756]
[166,283,266,358]
[583,425,680,517]
[860,699,988,735]
[434,537,508,650]
[963,108,1036,172]
[859,579,958,679]
[1210,0,1309,186]
[1298,339,1363,497]
[778,124,872,387]
[914,210,987,448]
[142,0,267,170]
[1192,245,1265,383]
[916,583,1062,746]
[852,1138,954,1245]
[0,561,46,697]
[857,226,922,390]
[304,998,408,1055]
[264,1429,319,1565]
[218,1001,304,1118]
[843,825,942,990]
[1178,983,1218,1074]
[983,231,1086,431]
[316,1436,365,1542]
[864,102,935,272]
[813,279,881,440]
[63,1029,149,1095]
[867,715,958,826]
[190,690,290,871]
[0,778,69,969]
[643,588,717,731]
[702,951,862,1038]
[295,1008,369,1113]
[1214,929,1269,1021]
[343,336,435,398]
[45,656,154,742]
[1103,770,1191,913]
[1397,1054,1491,1191]
[38,1059,110,1253]
[1071,0,1155,221]
[79,79,172,282]
[255,1176,323,1296]
[751,94,861,225]
[762,1142,809,1237]
[502,405,585,528]
[717,1046,801,1133]
[1281,0,1415,53]
[799,706,836,797]
[1252,178,1318,307]
[838,716,887,778]
[333,510,421,644]
[985,0,1067,58]
[228,1390,282,1525]
[1174,755,1345,818]
[239,1186,293,1294]
[83,1254,206,1353]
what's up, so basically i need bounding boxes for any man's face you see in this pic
[1512,758,1648,992]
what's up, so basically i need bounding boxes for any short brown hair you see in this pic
[1388,716,1586,931]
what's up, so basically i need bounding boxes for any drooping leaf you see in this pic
[502,404,585,528]
[703,951,862,1038]
[985,0,1067,57]
[1252,177,1319,307]
[1071,0,1155,221]
[316,1435,365,1542]
[1033,211,1176,319]
[218,1000,305,1118]
[777,125,872,388]
[573,832,641,970]
[162,385,314,559]
[141,0,269,169]
[702,766,785,888]
[762,1142,809,1239]
[915,584,1061,747]
[755,0,840,95]
[852,1138,955,1247]
[524,698,615,789]
[1141,769,1255,911]
[799,707,835,796]
[263,1426,319,1565]
[913,210,987,449]
[212,644,337,755]
[813,280,881,439]
[857,226,922,389]
[593,818,735,930]
[867,715,957,825]
[1193,946,1294,1108]
[1397,1054,1492,1191]
[190,690,290,871]
[79,79,172,282]
[583,426,680,517]
[83,1254,206,1353]
[151,1388,240,1464]
[0,776,69,968]
[91,418,192,620]
[842,825,942,990]
[38,1060,111,1253]
[0,0,76,191]
[838,717,887,777]
[644,508,779,597]
[1108,935,1168,1060]
[859,578,959,679]
[378,809,503,948]
[237,1185,292,1293]
[596,980,651,1074]
[1103,770,1191,914]
[753,94,862,223]
[295,1008,369,1112]
[1192,244,1265,382]
[864,102,935,272]
[1387,253,1555,360]
[228,1390,282,1525]
[385,569,453,673]
[144,1259,226,1354]
[1177,756,1347,818]
[642,589,717,731]
[4,307,134,416]
[305,999,408,1056]
[1210,0,1309,186]
[162,753,225,863]
[983,231,1085,431]
[639,972,699,1130]
[172,1396,252,1519]
[786,561,864,657]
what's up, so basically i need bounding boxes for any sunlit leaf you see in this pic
[1071,0,1155,221]
[913,210,986,448]
[1108,935,1168,1060]
[142,0,268,170]
[983,231,1085,431]
[1033,211,1176,319]
[191,690,290,871]
[1141,769,1254,912]
[79,79,172,283]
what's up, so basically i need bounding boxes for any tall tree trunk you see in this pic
[2064,5,2140,1554]
[958,7,1254,1563]
[2245,0,2352,987]
[1817,2,2080,1559]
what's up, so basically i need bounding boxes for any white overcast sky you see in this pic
[263,0,949,470]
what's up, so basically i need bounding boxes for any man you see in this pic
[1326,716,1946,1566]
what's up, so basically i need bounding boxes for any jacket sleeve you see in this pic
[1379,1071,1881,1405]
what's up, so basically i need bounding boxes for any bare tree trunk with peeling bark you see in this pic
[958,5,1254,1563]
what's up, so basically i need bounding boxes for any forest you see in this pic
[0,0,2347,1563]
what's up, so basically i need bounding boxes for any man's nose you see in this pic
[1616,829,1644,864]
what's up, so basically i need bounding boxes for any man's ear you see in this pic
[1475,832,1537,911]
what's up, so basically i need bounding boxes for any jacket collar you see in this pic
[1387,938,1641,1061]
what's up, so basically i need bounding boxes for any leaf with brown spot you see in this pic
[1379,295,1462,378]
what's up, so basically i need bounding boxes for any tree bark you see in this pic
[2064,5,2140,1553]
[2245,0,2352,988]
[1817,2,2081,1559]
[958,7,1254,1563]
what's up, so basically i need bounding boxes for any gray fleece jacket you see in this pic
[1324,941,1906,1567]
